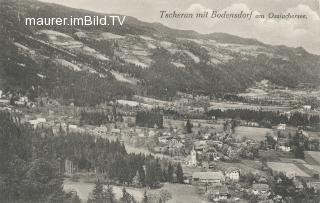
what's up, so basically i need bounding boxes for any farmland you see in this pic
[305,151,320,165]
[267,162,310,177]
[64,179,205,203]
[233,126,272,142]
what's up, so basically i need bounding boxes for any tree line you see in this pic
[0,111,184,202]
[207,109,320,128]
[0,111,79,203]
[80,110,124,126]
[135,110,164,129]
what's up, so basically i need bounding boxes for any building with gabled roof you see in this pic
[192,171,225,184]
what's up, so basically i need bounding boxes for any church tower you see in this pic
[190,146,197,167]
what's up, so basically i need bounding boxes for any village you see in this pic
[1,84,320,203]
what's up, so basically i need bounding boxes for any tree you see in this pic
[138,166,146,187]
[185,120,193,133]
[265,132,277,150]
[141,190,148,203]
[104,185,115,203]
[120,187,136,203]
[132,171,141,187]
[88,182,115,203]
[9,95,17,106]
[291,131,306,159]
[65,192,81,203]
[0,112,66,203]
[145,161,159,188]
[90,180,104,203]
[159,189,172,203]
[175,163,184,183]
[162,168,167,182]
[293,145,305,159]
[167,163,174,183]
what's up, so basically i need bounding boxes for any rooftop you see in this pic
[192,171,225,181]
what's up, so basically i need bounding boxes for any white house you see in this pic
[252,184,270,195]
[68,124,78,130]
[28,118,46,128]
[111,128,121,134]
[138,133,145,138]
[303,105,312,111]
[148,130,156,137]
[225,167,241,182]
[158,135,171,144]
[278,145,291,152]
[277,123,286,130]
[211,187,230,202]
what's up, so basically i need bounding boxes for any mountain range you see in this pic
[0,0,319,105]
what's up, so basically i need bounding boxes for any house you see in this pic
[111,128,121,134]
[252,183,270,195]
[183,176,192,184]
[203,147,220,162]
[158,135,171,144]
[211,186,230,202]
[202,162,209,169]
[300,130,309,138]
[277,145,291,152]
[277,124,286,130]
[194,141,207,151]
[293,179,304,190]
[192,171,225,184]
[225,167,241,182]
[68,125,79,132]
[209,140,223,148]
[28,118,46,128]
[307,181,320,192]
[167,137,182,145]
[303,105,312,111]
[94,125,108,135]
[247,122,259,127]
[15,96,28,106]
[137,132,145,138]
[203,133,211,140]
[148,130,156,137]
[135,128,143,134]
[285,170,296,179]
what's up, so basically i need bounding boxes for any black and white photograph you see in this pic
[0,0,320,202]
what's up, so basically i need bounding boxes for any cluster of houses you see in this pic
[190,169,273,201]
[263,127,315,153]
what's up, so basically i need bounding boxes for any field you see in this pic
[305,151,320,165]
[267,162,310,177]
[303,164,320,174]
[64,179,205,203]
[233,126,272,142]
[64,180,144,202]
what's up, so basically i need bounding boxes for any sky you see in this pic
[39,0,320,55]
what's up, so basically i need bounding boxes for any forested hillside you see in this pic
[0,111,183,202]
[0,0,319,105]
